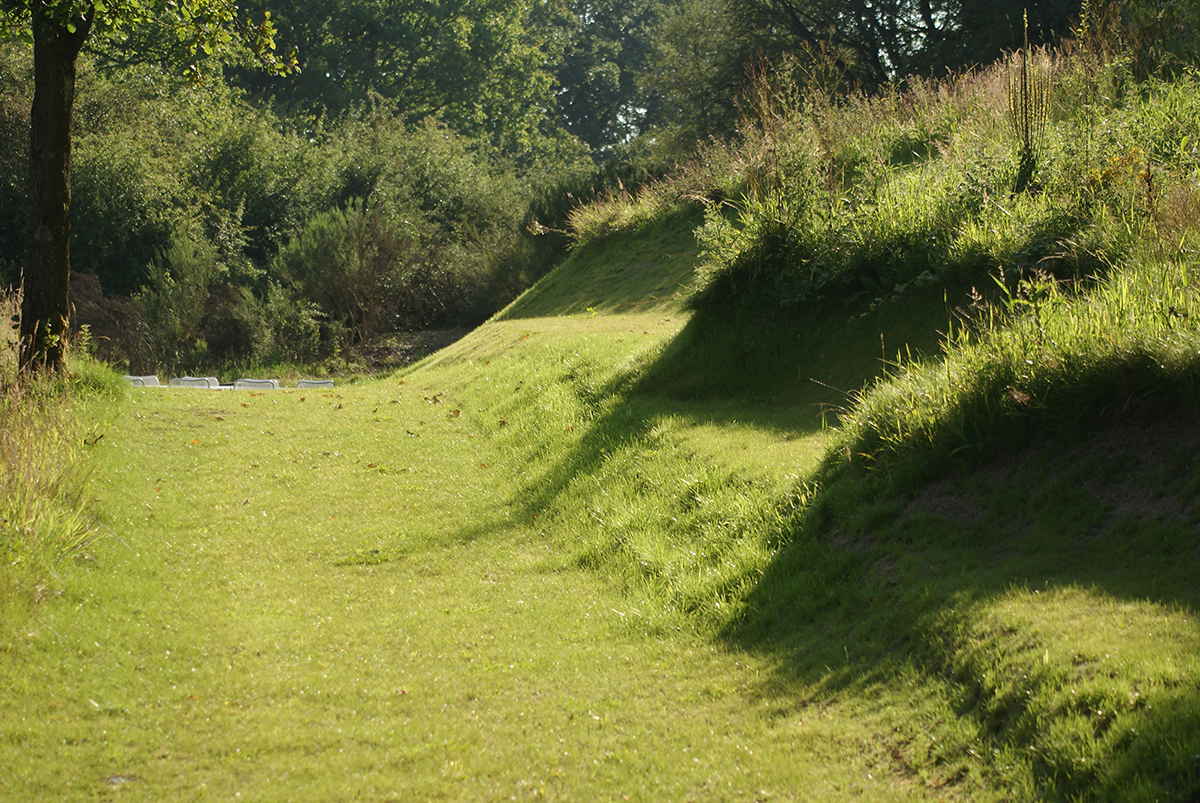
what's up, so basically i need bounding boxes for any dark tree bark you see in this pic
[20,6,92,375]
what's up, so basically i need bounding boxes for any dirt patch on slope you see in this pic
[902,414,1200,533]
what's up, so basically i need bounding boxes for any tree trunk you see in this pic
[20,7,92,375]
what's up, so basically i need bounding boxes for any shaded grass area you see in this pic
[483,221,1200,798]
[728,415,1200,800]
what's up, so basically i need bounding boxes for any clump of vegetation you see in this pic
[560,30,1200,476]
[0,293,119,626]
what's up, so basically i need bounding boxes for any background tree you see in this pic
[723,0,1082,90]
[230,0,573,156]
[554,0,664,154]
[639,0,740,145]
[0,0,292,375]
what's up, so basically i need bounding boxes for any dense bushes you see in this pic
[0,42,595,375]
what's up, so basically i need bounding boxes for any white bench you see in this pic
[234,378,280,390]
[296,379,335,389]
[123,375,160,387]
[169,376,221,389]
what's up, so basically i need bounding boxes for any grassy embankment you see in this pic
[3,46,1200,801]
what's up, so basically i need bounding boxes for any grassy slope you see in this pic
[2,211,1199,800]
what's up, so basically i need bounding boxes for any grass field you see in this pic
[3,215,1200,800]
[0,317,922,801]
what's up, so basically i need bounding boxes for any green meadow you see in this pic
[4,215,1200,800]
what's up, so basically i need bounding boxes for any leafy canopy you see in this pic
[0,0,295,80]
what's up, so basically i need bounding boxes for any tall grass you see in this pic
[831,254,1200,479]
[1,293,114,620]
[558,40,1200,490]
[559,45,1199,322]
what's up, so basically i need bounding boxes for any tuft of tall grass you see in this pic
[566,181,681,247]
[824,242,1200,502]
[1,292,115,617]
[565,134,744,252]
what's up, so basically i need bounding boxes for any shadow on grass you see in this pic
[510,286,953,519]
[505,284,1200,798]
[723,414,1200,799]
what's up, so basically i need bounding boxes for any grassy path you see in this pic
[1,314,933,801]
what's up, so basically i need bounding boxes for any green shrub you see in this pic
[677,51,1200,317]
[136,228,220,373]
[273,200,414,348]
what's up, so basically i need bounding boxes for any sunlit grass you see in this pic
[0,315,934,801]
[6,221,1200,799]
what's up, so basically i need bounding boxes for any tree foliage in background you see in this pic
[640,0,740,146]
[0,0,293,375]
[231,0,575,156]
[554,0,665,153]
[723,0,1081,91]
[4,0,1200,378]
[0,41,594,373]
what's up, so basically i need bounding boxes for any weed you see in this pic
[0,291,119,627]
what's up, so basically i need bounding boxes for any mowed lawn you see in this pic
[1,313,931,802]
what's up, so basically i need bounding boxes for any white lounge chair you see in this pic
[234,378,280,390]
[169,376,221,389]
[296,379,335,389]
[123,375,160,387]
